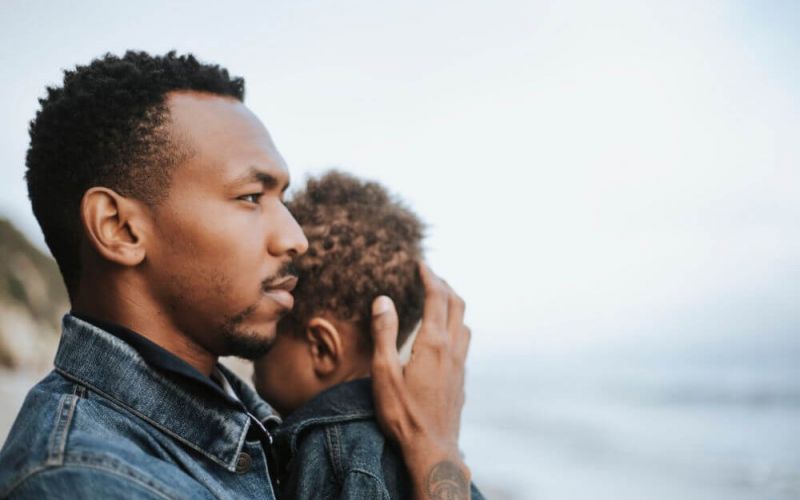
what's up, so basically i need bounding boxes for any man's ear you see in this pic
[80,187,149,267]
[305,317,343,378]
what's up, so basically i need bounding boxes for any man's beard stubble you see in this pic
[218,262,298,359]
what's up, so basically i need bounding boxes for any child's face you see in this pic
[253,320,319,417]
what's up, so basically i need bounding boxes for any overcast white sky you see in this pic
[1,0,798,357]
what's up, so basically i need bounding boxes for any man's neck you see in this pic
[72,280,217,376]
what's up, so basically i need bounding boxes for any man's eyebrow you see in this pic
[230,168,289,192]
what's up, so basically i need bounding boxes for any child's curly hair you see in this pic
[286,170,425,349]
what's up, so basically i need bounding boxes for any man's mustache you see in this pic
[261,262,299,290]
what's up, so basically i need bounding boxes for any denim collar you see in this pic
[71,312,245,405]
[273,378,375,461]
[54,314,280,471]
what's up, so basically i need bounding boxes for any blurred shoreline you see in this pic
[461,352,800,500]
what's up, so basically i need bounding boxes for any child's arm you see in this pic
[370,264,472,500]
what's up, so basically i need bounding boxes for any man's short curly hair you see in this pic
[286,171,425,349]
[25,50,244,295]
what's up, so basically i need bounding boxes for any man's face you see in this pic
[145,91,307,358]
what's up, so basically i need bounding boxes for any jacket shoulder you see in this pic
[0,371,77,490]
[0,371,209,499]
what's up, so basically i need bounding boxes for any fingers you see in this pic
[446,287,466,343]
[419,263,448,333]
[455,325,471,362]
[370,296,407,439]
[447,288,470,363]
[420,263,470,351]
[370,295,402,374]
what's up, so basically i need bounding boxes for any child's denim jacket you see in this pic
[272,378,484,500]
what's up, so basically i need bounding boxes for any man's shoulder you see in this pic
[0,370,209,499]
[0,370,79,481]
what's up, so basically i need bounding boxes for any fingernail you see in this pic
[373,296,392,314]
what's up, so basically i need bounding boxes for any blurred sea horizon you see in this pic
[461,338,800,500]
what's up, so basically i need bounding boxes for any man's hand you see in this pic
[371,263,472,500]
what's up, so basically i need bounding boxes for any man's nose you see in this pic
[268,202,308,257]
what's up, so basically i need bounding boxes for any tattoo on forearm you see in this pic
[426,460,469,500]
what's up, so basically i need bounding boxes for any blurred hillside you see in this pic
[0,217,67,370]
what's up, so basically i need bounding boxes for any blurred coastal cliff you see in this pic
[0,218,67,371]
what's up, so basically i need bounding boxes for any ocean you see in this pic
[460,352,800,499]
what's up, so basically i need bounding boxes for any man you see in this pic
[0,51,472,499]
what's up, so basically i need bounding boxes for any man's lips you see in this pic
[265,275,298,292]
[262,276,298,310]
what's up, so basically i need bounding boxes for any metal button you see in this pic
[235,452,252,474]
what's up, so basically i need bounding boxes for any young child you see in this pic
[254,171,482,499]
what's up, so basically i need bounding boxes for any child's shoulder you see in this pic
[274,379,413,498]
[277,378,386,459]
[275,378,485,500]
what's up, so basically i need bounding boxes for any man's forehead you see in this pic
[167,91,266,141]
[166,90,289,186]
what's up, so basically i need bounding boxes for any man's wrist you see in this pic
[401,436,471,500]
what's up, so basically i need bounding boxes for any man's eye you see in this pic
[239,193,263,204]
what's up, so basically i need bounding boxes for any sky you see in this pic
[1,0,798,359]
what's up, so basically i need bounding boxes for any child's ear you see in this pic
[305,317,343,378]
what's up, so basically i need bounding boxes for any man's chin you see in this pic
[219,322,278,360]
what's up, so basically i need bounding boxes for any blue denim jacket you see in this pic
[0,315,281,499]
[273,378,484,500]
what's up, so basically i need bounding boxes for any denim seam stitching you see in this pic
[45,394,67,462]
[54,366,238,472]
[4,462,176,500]
[1,463,57,498]
[288,411,373,455]
[45,392,77,465]
[55,392,79,463]
[324,424,343,484]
